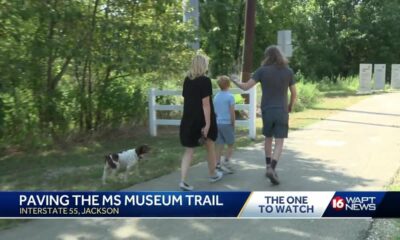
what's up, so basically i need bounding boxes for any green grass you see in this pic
[289,93,368,130]
[0,128,209,229]
[317,76,359,93]
[0,128,208,191]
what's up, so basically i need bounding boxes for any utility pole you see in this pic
[241,0,256,83]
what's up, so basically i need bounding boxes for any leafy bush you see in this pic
[234,94,245,104]
[293,81,322,112]
[317,76,359,93]
[293,71,322,112]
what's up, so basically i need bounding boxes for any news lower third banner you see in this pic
[0,191,399,218]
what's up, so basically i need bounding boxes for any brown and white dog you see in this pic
[102,145,150,184]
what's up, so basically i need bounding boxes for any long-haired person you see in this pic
[179,54,223,191]
[231,45,297,185]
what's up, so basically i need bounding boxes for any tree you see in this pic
[0,0,194,146]
[200,0,245,76]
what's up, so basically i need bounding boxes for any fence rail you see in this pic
[148,87,257,139]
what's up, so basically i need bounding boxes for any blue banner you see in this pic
[1,191,400,218]
[323,191,400,218]
[0,191,250,218]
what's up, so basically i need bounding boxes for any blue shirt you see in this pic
[213,91,235,125]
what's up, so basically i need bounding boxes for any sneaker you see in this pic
[266,166,280,185]
[223,160,235,172]
[216,163,233,174]
[273,170,280,183]
[209,170,223,183]
[179,182,194,191]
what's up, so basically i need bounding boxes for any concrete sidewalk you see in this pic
[1,92,400,240]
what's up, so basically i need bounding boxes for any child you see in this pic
[213,75,235,174]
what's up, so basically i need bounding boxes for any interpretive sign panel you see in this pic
[374,64,385,90]
[359,64,372,93]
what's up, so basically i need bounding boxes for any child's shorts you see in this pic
[216,124,235,145]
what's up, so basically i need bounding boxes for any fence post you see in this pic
[149,88,157,136]
[248,87,257,139]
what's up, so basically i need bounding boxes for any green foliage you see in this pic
[317,76,359,93]
[0,0,194,148]
[200,0,245,75]
[291,0,400,79]
[234,94,245,104]
[2,0,400,149]
[292,73,361,112]
[253,0,297,67]
[97,77,147,127]
[293,72,322,112]
[290,0,358,78]
[200,0,400,81]
[294,82,321,112]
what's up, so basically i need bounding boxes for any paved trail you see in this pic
[1,92,400,240]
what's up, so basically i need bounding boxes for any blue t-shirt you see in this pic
[213,91,235,125]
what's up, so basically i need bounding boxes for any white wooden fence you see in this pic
[148,87,257,139]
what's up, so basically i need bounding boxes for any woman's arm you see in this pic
[231,78,257,91]
[202,96,211,137]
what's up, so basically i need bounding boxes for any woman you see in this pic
[179,54,223,191]
[231,45,297,185]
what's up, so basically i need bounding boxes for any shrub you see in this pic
[317,75,359,93]
[293,72,322,112]
[234,94,245,104]
[293,81,321,112]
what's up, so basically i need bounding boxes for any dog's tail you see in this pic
[105,154,118,169]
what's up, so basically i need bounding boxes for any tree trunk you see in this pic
[86,62,93,131]
[94,66,112,130]
[234,0,245,72]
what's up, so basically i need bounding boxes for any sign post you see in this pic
[183,0,200,50]
[391,64,400,89]
[277,30,292,58]
[358,64,372,93]
[373,64,386,91]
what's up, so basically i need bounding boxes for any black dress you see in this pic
[180,76,218,147]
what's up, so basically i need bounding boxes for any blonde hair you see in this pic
[261,45,288,67]
[188,54,209,80]
[217,75,231,90]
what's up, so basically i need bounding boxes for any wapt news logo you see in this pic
[331,196,376,211]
